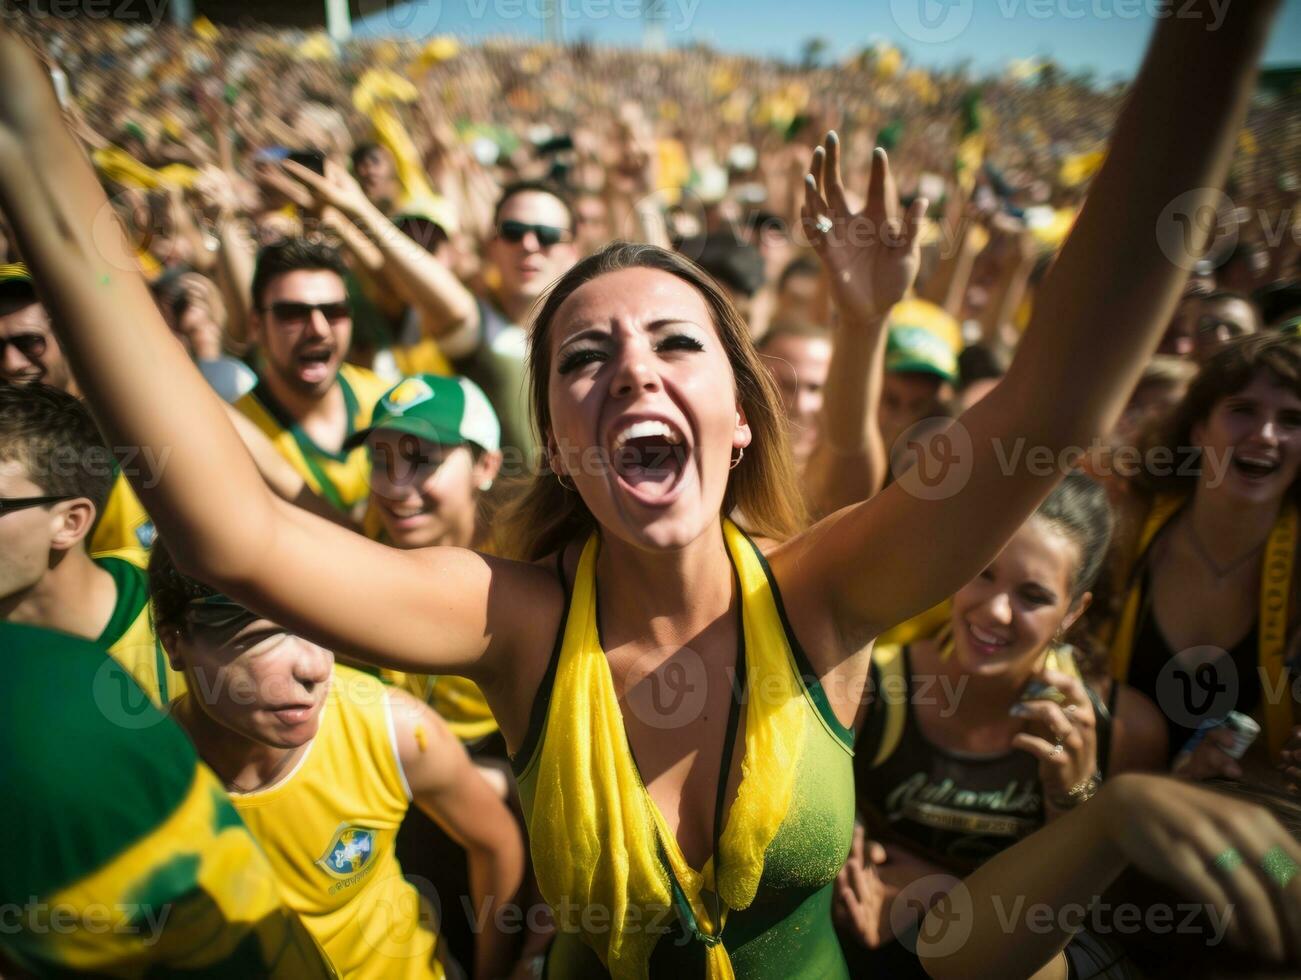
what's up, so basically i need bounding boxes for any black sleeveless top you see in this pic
[1124,569,1261,761]
[855,646,1114,874]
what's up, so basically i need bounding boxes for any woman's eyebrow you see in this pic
[556,326,612,353]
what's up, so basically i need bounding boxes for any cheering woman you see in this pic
[1,5,1297,978]
[1107,331,1301,775]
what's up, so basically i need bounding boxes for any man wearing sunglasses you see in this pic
[235,239,392,517]
[0,383,184,707]
[395,182,579,461]
[0,261,73,391]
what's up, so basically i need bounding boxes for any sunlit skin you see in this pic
[0,461,120,650]
[367,431,501,549]
[486,191,578,320]
[166,617,334,754]
[248,269,352,405]
[1192,371,1301,507]
[0,301,72,390]
[0,463,61,604]
[547,266,750,554]
[759,333,831,467]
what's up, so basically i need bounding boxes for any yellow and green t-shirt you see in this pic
[90,471,156,558]
[218,666,445,980]
[235,363,392,514]
[0,621,337,978]
[95,550,186,708]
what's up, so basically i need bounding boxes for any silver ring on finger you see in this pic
[815,215,834,235]
[1051,743,1065,758]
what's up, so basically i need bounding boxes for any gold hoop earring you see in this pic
[729,446,744,470]
[555,471,575,492]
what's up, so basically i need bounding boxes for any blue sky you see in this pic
[356,0,1301,80]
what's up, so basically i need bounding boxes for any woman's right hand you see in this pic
[1099,773,1301,963]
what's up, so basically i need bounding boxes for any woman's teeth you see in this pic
[612,418,682,452]
[968,622,1009,648]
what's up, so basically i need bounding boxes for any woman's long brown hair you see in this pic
[497,241,808,561]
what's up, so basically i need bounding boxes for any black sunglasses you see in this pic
[0,333,48,361]
[0,495,76,516]
[263,301,351,324]
[497,220,571,248]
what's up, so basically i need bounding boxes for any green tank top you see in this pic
[512,524,855,978]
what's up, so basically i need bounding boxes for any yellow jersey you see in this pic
[235,363,392,514]
[90,471,155,557]
[96,551,187,708]
[223,666,445,980]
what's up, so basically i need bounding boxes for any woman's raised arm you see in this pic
[0,29,552,685]
[779,0,1281,648]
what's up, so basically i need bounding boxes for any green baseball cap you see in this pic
[885,325,958,384]
[346,374,501,453]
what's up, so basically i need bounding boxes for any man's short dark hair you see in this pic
[0,383,114,513]
[0,276,38,318]
[250,239,348,312]
[492,181,575,233]
[777,255,821,292]
[691,236,766,299]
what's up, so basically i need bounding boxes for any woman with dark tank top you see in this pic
[1107,333,1301,777]
[842,475,1168,977]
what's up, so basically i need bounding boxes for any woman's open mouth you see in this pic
[608,417,691,507]
[1231,450,1281,482]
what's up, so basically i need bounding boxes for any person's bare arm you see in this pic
[920,775,1301,977]
[282,159,481,345]
[0,27,549,695]
[801,137,915,516]
[390,690,525,980]
[778,1,1281,655]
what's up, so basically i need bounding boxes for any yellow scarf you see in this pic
[527,520,806,980]
[1109,494,1297,757]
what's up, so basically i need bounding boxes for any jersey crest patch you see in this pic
[382,377,434,414]
[316,825,377,879]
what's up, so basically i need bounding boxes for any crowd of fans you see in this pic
[2,4,1301,979]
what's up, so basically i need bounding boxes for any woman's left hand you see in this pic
[1011,668,1099,813]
